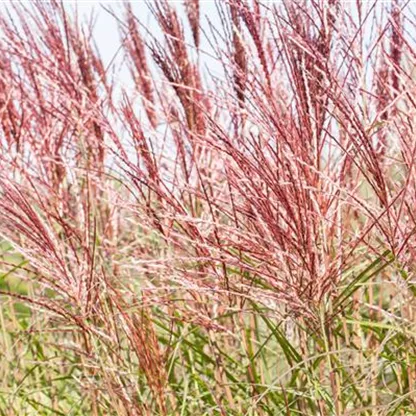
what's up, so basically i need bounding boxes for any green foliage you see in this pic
[1,247,416,415]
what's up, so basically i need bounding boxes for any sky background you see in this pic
[0,0,414,107]
[1,1,411,85]
[55,0,221,84]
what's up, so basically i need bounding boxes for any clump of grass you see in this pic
[1,0,416,414]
